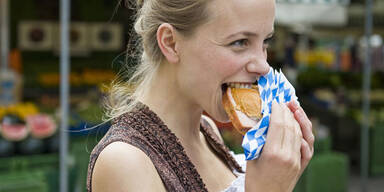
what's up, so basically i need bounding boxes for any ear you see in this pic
[157,23,180,64]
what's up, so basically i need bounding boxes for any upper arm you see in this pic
[201,115,224,143]
[91,142,167,192]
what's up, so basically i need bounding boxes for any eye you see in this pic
[263,36,274,48]
[229,39,249,47]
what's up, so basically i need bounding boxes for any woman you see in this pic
[87,0,314,191]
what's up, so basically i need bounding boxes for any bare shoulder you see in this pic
[201,115,224,143]
[92,141,166,192]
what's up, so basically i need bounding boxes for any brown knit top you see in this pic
[86,102,244,192]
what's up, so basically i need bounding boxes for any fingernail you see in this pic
[296,100,301,107]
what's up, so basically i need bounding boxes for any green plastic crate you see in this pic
[0,170,48,192]
[0,136,100,192]
[0,154,58,173]
[370,124,384,176]
[0,154,59,191]
[294,152,349,192]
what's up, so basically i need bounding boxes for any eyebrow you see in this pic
[226,30,275,40]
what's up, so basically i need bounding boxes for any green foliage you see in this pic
[297,67,384,92]
[76,104,104,124]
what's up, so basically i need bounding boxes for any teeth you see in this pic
[227,82,253,89]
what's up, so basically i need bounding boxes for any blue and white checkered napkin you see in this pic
[242,67,298,160]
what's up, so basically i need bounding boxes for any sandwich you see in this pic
[222,83,262,135]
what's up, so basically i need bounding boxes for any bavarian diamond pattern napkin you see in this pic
[242,67,298,160]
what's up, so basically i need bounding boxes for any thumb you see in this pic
[265,100,284,144]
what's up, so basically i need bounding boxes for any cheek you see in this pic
[264,49,268,60]
[211,52,247,78]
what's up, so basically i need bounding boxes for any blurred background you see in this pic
[0,0,383,191]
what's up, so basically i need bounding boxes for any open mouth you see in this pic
[221,82,258,93]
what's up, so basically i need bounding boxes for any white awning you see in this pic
[276,0,350,26]
[277,0,350,5]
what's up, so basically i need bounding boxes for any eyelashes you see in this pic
[263,36,274,46]
[228,36,274,51]
[229,39,249,47]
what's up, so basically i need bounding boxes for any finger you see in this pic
[282,102,295,122]
[291,120,303,168]
[282,103,302,139]
[293,109,314,148]
[292,114,303,166]
[281,103,293,150]
[287,101,310,129]
[265,101,285,151]
[294,121,303,148]
[297,127,304,171]
[287,102,314,150]
[282,104,302,164]
[300,138,313,174]
[268,100,284,136]
[287,100,300,113]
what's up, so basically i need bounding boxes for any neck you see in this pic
[139,63,204,148]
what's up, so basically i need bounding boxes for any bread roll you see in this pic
[222,86,262,135]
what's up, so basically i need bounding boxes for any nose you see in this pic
[245,53,270,76]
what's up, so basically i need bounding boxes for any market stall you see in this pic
[0,0,121,191]
[0,0,383,191]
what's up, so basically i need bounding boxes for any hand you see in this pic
[245,101,304,192]
[287,100,314,175]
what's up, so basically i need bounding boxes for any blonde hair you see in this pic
[104,0,211,120]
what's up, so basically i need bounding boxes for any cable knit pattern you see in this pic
[87,102,243,192]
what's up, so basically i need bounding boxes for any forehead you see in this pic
[203,0,275,38]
